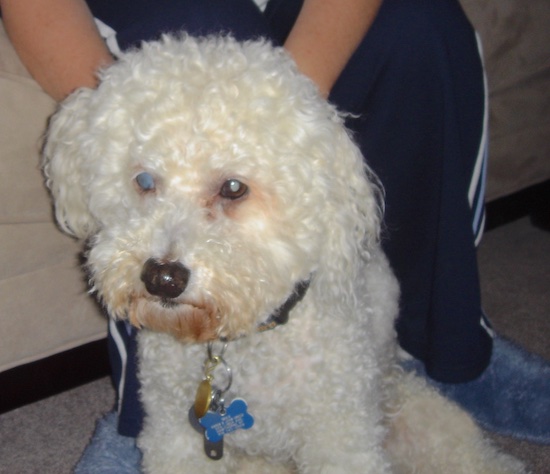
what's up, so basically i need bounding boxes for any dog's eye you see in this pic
[135,172,156,192]
[220,179,248,200]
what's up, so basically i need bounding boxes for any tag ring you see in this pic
[206,342,232,394]
[207,341,228,362]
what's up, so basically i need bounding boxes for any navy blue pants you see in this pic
[87,0,492,437]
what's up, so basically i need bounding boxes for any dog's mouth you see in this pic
[158,298,181,309]
[128,296,221,343]
[126,258,222,341]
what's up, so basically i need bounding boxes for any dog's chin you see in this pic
[128,298,221,343]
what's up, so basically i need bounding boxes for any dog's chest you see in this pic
[138,325,326,451]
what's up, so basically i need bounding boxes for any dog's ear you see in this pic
[351,152,384,253]
[42,88,99,239]
[308,121,384,301]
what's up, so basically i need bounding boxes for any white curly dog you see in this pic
[43,35,524,473]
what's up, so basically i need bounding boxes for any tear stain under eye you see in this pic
[201,193,244,221]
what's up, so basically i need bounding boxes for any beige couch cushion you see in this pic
[0,22,106,372]
[461,0,550,200]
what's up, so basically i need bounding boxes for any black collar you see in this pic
[256,279,311,333]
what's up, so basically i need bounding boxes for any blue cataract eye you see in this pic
[136,172,155,191]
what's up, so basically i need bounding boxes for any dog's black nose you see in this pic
[140,259,190,299]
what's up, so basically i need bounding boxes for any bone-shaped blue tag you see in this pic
[199,398,254,442]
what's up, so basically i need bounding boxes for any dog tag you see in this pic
[188,406,224,460]
[199,398,254,443]
[194,379,213,418]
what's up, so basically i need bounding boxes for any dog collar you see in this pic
[256,279,311,333]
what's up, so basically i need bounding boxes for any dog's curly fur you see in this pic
[43,35,524,473]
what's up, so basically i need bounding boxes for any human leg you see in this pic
[324,0,493,383]
[322,0,549,441]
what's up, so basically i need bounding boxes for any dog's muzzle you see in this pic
[140,258,190,299]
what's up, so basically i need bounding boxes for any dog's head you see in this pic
[43,35,382,342]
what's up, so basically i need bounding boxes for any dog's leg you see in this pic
[384,371,526,474]
[292,420,392,473]
[286,388,393,474]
